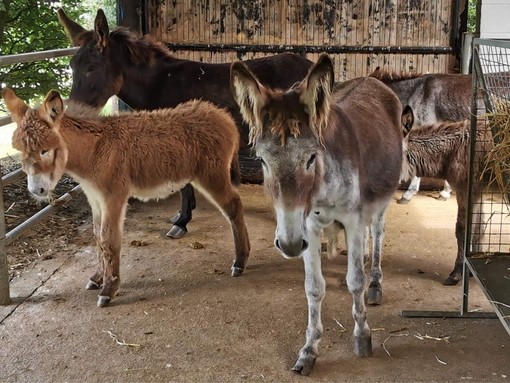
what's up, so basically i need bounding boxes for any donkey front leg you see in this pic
[292,225,325,376]
[345,223,372,357]
[97,197,128,307]
[86,207,104,290]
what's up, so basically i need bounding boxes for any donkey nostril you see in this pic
[39,188,45,195]
[302,240,309,251]
[274,238,281,250]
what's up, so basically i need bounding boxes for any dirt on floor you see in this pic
[0,182,509,383]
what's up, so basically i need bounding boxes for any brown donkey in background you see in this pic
[401,106,493,285]
[3,88,250,307]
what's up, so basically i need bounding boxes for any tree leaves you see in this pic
[0,0,114,114]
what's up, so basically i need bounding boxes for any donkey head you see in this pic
[3,88,69,201]
[231,54,334,258]
[58,8,121,109]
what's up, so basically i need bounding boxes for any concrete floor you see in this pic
[0,185,509,382]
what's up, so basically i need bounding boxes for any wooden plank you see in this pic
[148,0,459,80]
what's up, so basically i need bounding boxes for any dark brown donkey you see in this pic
[57,8,312,239]
[4,88,250,307]
[231,54,402,375]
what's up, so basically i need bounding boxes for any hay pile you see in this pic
[484,98,510,196]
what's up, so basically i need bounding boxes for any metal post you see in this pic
[461,32,473,74]
[0,183,10,305]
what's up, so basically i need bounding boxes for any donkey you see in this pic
[231,54,403,375]
[401,106,492,285]
[369,67,472,203]
[57,8,312,239]
[3,88,250,307]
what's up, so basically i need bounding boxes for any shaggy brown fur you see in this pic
[3,88,250,307]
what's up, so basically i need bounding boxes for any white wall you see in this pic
[480,0,510,39]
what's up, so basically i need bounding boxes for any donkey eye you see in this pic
[306,154,316,169]
[41,149,49,155]
[257,157,267,167]
[88,65,97,72]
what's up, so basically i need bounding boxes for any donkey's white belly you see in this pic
[131,180,190,202]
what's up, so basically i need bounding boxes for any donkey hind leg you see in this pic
[166,183,196,239]
[398,176,420,204]
[345,220,372,357]
[194,180,250,277]
[97,197,128,307]
[444,196,484,286]
[292,225,324,376]
[438,180,453,201]
[86,207,103,290]
[469,197,485,254]
[444,197,468,286]
[367,210,387,306]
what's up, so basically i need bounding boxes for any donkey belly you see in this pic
[130,180,191,202]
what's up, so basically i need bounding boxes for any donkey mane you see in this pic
[269,113,301,146]
[369,67,423,82]
[79,27,173,66]
[407,120,470,143]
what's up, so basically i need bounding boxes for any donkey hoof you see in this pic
[166,225,187,239]
[436,195,449,201]
[231,266,244,277]
[396,197,411,205]
[367,285,383,306]
[442,275,460,286]
[86,280,101,290]
[169,213,180,224]
[97,295,111,307]
[354,335,373,357]
[291,356,316,376]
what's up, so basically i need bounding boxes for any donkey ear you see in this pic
[94,9,110,51]
[2,88,29,125]
[300,53,334,134]
[42,90,65,123]
[230,61,268,143]
[401,105,415,136]
[57,8,87,46]
[369,66,381,78]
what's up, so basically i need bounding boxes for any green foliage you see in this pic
[467,0,477,33]
[0,0,116,114]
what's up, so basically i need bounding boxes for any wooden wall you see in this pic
[145,0,459,81]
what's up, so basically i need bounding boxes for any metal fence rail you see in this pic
[0,48,79,305]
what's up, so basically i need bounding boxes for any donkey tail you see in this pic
[230,153,242,187]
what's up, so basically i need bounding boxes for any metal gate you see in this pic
[464,38,510,335]
[144,0,464,80]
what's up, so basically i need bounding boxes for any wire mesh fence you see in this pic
[467,38,510,334]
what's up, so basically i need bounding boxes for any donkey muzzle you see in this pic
[275,237,309,258]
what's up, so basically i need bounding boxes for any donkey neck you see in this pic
[117,54,203,111]
[58,115,102,178]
